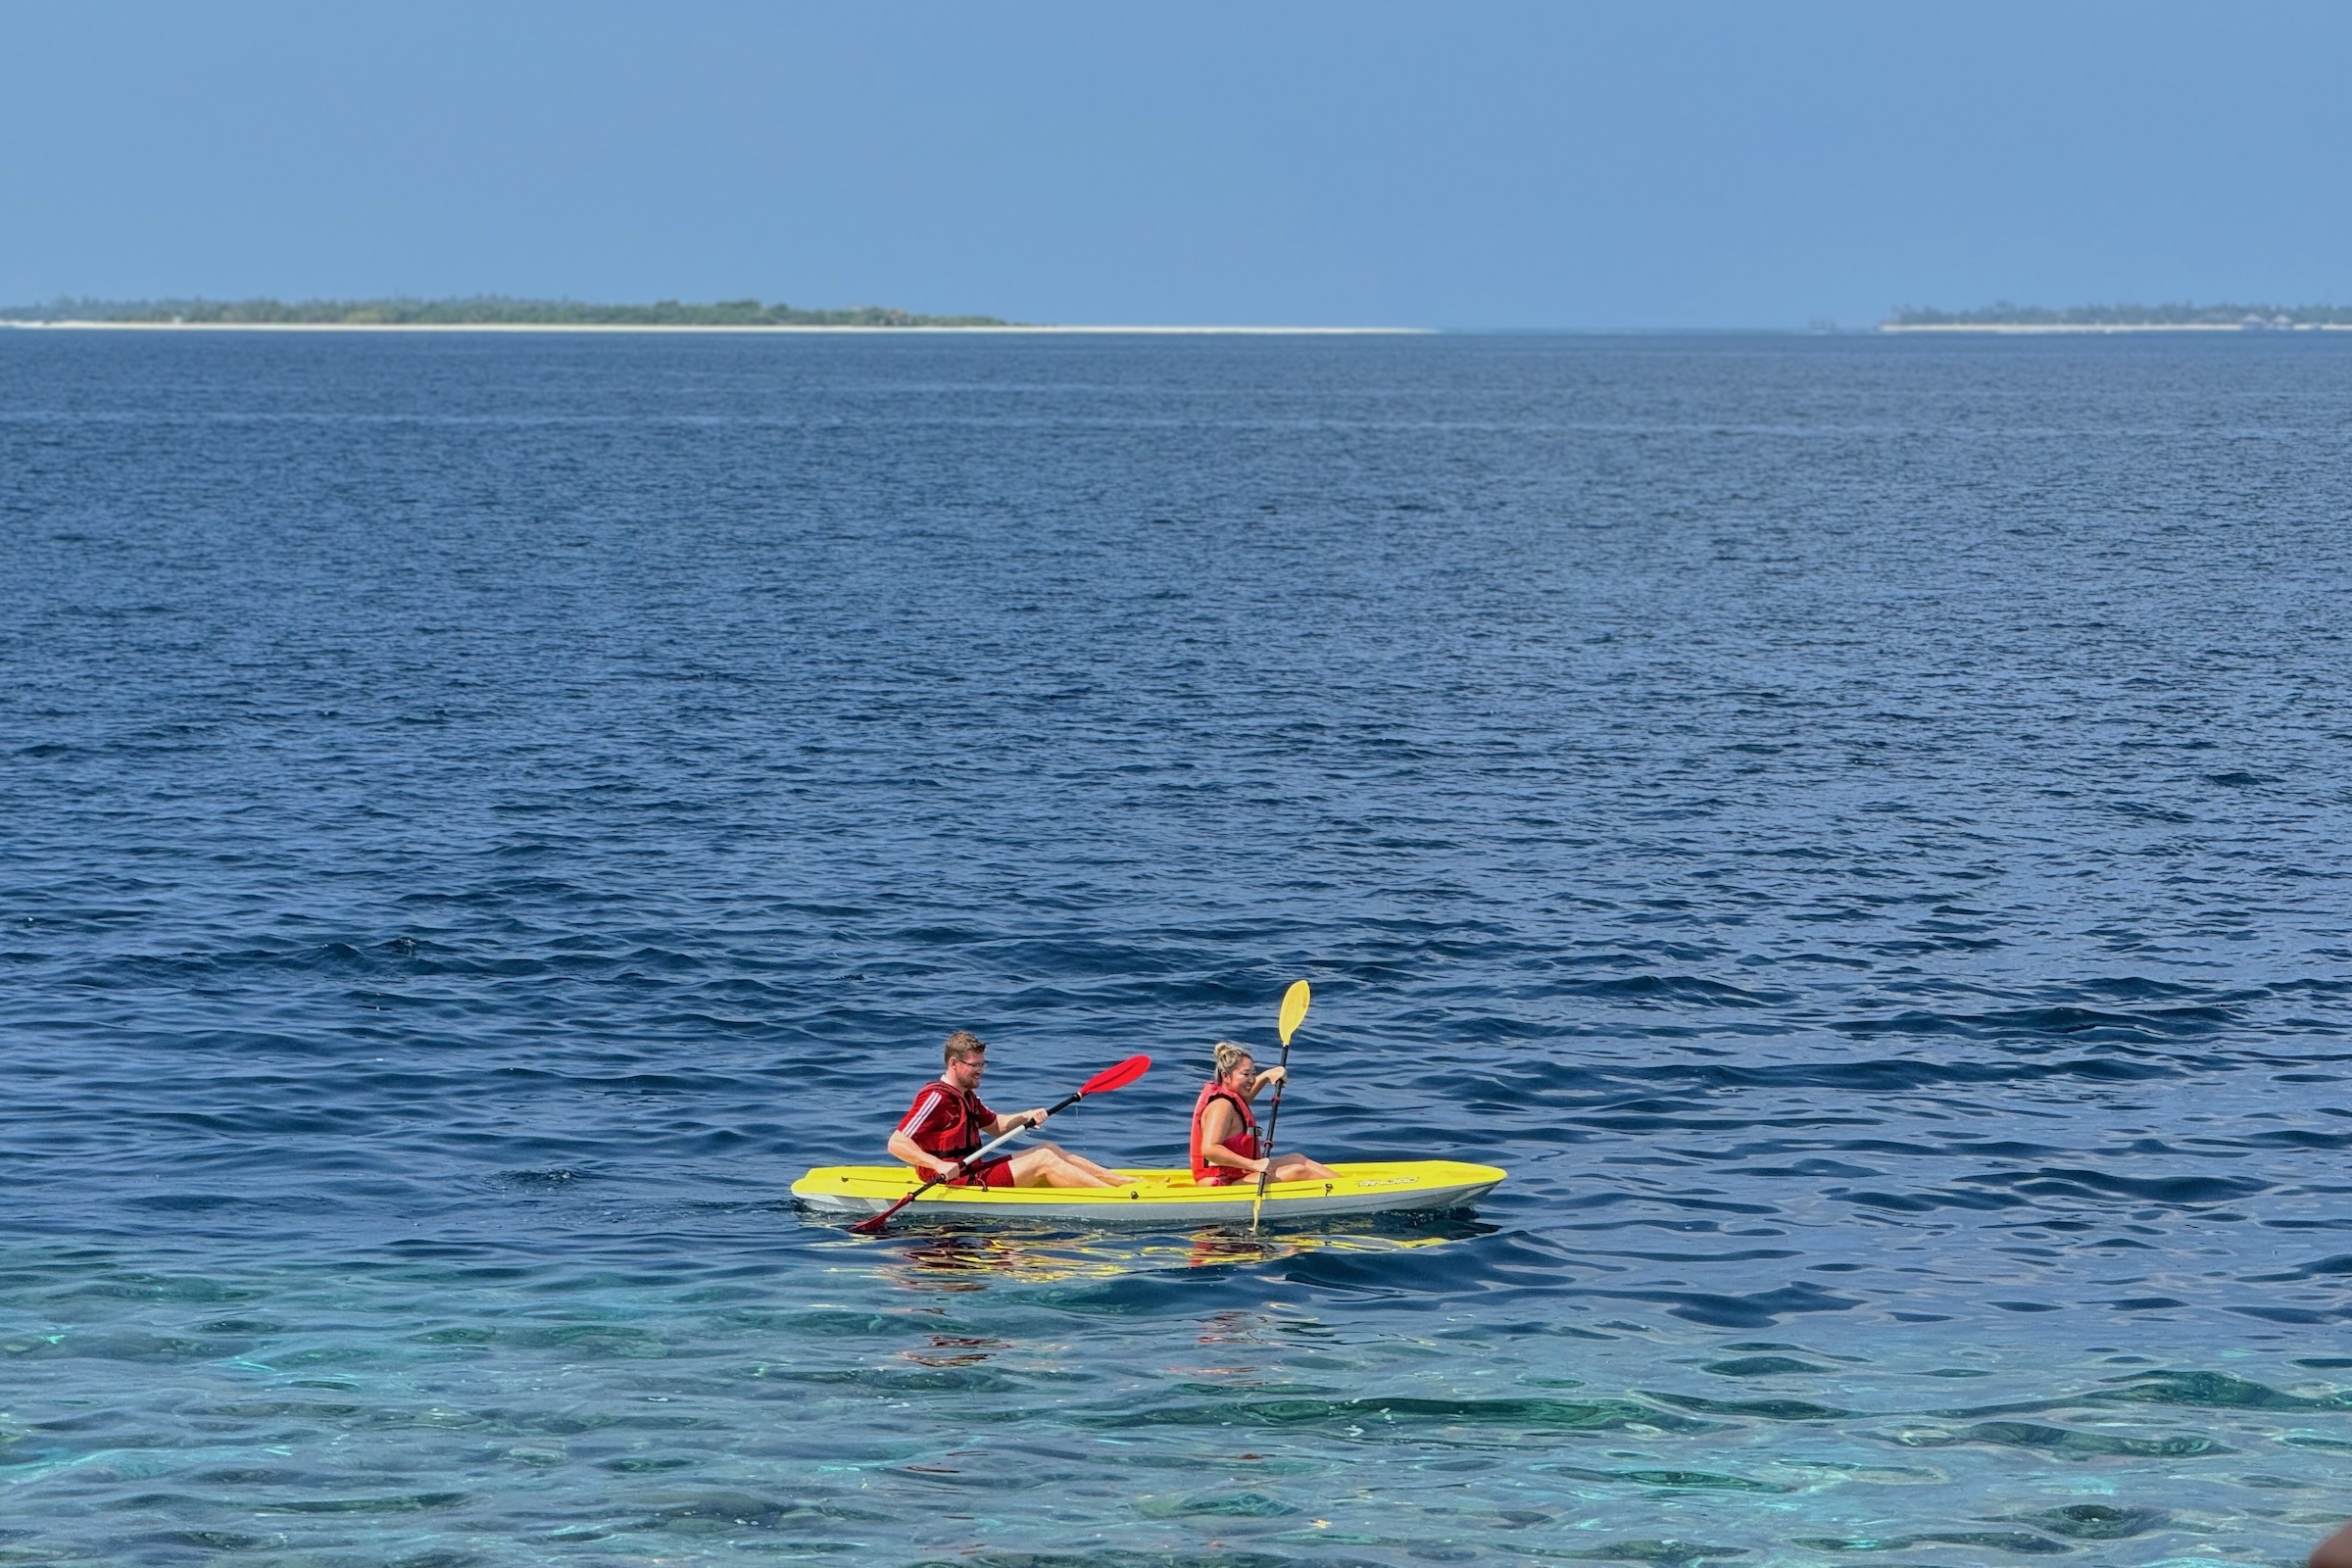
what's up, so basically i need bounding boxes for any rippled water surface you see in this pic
[4,330,2349,1566]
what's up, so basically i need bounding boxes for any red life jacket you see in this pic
[1189,1079,1260,1185]
[898,1080,994,1162]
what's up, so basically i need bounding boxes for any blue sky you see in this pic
[5,0,2348,327]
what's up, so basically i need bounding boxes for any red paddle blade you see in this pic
[1078,1054,1151,1097]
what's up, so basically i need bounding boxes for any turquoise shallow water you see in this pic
[5,1230,2350,1565]
[2,330,2349,1565]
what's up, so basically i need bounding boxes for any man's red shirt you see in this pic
[897,1080,994,1162]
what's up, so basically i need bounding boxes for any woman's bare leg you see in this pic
[1269,1153,1336,1182]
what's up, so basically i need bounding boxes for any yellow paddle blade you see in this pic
[1278,979,1311,1047]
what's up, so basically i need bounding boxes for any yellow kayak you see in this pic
[792,1159,1505,1225]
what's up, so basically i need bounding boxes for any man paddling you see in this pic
[887,1031,1123,1189]
[1190,1041,1336,1187]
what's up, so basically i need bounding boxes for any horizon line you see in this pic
[0,319,1432,337]
[12,319,2350,338]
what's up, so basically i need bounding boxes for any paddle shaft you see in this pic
[1248,1039,1293,1233]
[850,1089,1080,1235]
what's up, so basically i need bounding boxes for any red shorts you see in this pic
[1195,1168,1246,1187]
[944,1156,1015,1189]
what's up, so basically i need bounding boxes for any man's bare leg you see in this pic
[1031,1142,1121,1183]
[1042,1152,1118,1188]
[1005,1147,1118,1189]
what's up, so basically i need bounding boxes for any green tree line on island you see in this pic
[0,296,1011,327]
[1890,300,2352,326]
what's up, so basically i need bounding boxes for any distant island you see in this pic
[1885,301,2352,332]
[0,295,1011,327]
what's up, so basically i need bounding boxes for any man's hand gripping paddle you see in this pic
[851,1054,1151,1235]
[1250,980,1311,1233]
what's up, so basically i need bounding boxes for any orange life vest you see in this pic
[1189,1079,1260,1185]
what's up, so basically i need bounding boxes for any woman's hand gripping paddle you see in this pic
[1250,981,1311,1233]
[851,1054,1151,1235]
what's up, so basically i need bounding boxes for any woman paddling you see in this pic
[1189,1041,1336,1187]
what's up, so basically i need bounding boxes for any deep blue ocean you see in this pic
[3,329,2348,1567]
